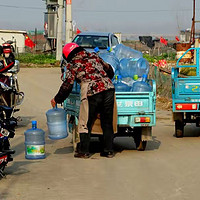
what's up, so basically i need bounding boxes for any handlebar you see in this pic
[0,82,12,91]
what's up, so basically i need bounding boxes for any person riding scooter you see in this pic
[51,43,116,158]
[0,44,15,106]
[0,44,15,73]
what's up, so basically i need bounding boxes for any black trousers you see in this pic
[79,89,115,154]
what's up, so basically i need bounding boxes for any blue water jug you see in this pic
[24,121,45,159]
[122,77,137,87]
[119,58,139,78]
[46,106,68,140]
[114,44,143,61]
[99,51,120,73]
[136,58,150,77]
[131,74,152,92]
[113,75,131,92]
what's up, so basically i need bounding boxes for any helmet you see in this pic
[63,43,79,60]
[3,43,12,53]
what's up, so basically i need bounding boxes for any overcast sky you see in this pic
[0,0,198,36]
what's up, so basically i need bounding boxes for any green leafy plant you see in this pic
[17,53,56,65]
[143,52,176,63]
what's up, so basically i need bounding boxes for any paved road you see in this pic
[1,68,200,200]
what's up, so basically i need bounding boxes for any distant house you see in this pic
[0,29,27,53]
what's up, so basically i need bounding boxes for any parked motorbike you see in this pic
[0,105,16,178]
[0,38,24,119]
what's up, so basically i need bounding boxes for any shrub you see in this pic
[17,53,56,65]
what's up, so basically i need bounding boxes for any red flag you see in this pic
[175,36,180,42]
[160,37,168,46]
[76,28,81,34]
[25,34,36,49]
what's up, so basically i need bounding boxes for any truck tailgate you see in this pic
[116,91,156,127]
[173,77,200,112]
[116,92,155,115]
[175,77,200,98]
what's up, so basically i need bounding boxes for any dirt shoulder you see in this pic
[156,95,172,111]
[20,63,60,68]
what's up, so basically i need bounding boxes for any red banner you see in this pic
[25,34,36,49]
[66,0,71,4]
[160,37,168,46]
[76,28,81,34]
[175,36,180,42]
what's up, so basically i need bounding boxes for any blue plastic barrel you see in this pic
[114,44,143,61]
[24,121,45,159]
[99,52,120,73]
[136,58,150,77]
[119,58,139,78]
[131,74,152,92]
[113,75,131,92]
[46,106,68,140]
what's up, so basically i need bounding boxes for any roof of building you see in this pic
[0,29,27,34]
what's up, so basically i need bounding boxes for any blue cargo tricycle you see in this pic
[64,79,156,151]
[172,47,200,137]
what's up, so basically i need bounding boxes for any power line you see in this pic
[74,8,196,13]
[0,4,44,10]
[0,4,197,13]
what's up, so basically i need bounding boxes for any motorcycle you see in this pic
[0,38,24,119]
[0,105,16,178]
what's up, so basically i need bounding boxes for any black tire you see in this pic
[133,127,147,151]
[175,120,184,138]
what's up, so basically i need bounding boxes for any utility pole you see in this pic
[34,28,37,52]
[56,0,64,60]
[65,0,72,43]
[190,0,196,45]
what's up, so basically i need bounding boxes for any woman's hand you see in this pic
[51,98,56,108]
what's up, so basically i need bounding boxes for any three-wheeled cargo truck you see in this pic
[172,47,200,137]
[63,78,156,151]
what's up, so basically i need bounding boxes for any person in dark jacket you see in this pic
[0,45,15,73]
[51,43,115,159]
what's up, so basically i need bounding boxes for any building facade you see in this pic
[0,29,27,53]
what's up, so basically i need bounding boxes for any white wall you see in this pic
[0,32,25,53]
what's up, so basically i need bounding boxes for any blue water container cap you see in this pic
[32,121,37,126]
[142,74,147,78]
[107,47,112,52]
[118,75,122,79]
[94,47,99,53]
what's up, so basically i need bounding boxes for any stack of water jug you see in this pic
[96,44,152,92]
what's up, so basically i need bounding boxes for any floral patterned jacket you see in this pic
[54,47,114,103]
